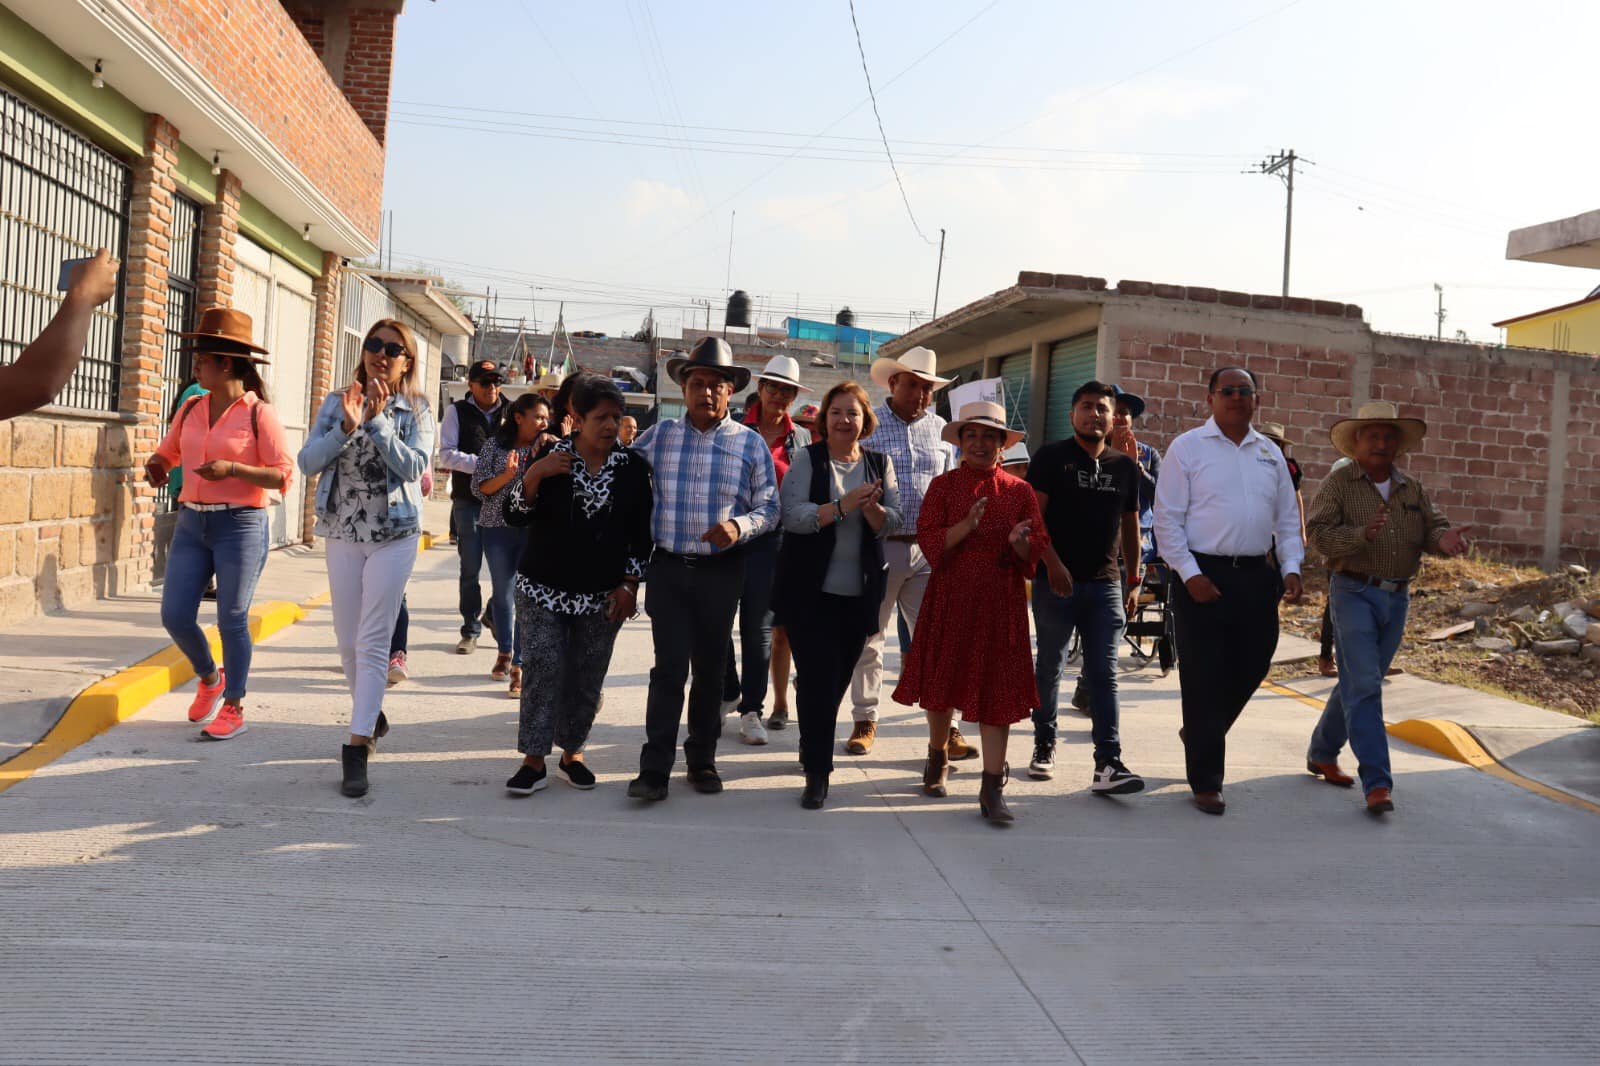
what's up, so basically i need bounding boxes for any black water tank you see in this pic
[835,306,855,328]
[726,290,752,328]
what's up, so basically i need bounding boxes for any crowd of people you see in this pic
[135,302,1473,819]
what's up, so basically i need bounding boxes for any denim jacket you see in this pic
[298,390,436,534]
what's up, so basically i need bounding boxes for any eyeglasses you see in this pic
[1212,385,1256,398]
[363,337,408,359]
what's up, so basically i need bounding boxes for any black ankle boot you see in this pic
[800,772,829,810]
[341,743,369,797]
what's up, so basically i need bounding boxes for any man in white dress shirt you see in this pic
[1153,367,1304,815]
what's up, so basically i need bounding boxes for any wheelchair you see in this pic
[1122,559,1176,675]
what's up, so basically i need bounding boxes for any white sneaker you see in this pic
[722,696,742,716]
[740,711,769,746]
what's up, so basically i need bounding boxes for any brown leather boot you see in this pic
[946,725,979,761]
[1365,786,1395,814]
[491,653,512,681]
[845,720,876,755]
[921,745,949,797]
[978,766,1013,823]
[1306,760,1354,787]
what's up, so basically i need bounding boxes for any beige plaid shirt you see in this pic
[1306,462,1451,581]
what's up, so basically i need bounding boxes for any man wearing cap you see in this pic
[722,355,813,742]
[1153,367,1305,815]
[847,345,971,760]
[438,359,507,654]
[1025,381,1146,794]
[1305,401,1470,815]
[627,337,779,802]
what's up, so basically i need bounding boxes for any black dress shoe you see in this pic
[686,766,724,794]
[1192,790,1225,815]
[626,774,668,802]
[800,773,829,810]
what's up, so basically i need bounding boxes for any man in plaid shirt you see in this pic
[1305,401,1471,815]
[627,338,778,802]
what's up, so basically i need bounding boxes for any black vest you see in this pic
[772,442,889,637]
[450,396,505,502]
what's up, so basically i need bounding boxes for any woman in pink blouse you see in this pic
[143,309,293,740]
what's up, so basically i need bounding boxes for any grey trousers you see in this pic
[515,590,623,757]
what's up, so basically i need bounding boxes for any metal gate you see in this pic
[151,194,202,581]
[999,350,1031,437]
[0,85,129,411]
[1045,331,1098,443]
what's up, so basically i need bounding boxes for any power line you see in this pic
[848,0,932,243]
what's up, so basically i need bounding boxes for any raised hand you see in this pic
[66,248,120,308]
[1008,519,1032,557]
[339,383,364,433]
[964,496,988,533]
[841,479,883,514]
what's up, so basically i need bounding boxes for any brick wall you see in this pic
[303,250,343,543]
[122,0,384,240]
[197,170,242,310]
[343,7,397,146]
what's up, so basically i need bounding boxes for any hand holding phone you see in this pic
[58,249,121,306]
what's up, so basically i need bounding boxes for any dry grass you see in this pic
[1273,553,1599,721]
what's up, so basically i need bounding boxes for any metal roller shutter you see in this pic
[999,350,1031,434]
[1044,331,1098,443]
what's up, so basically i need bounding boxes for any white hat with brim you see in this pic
[870,345,953,391]
[941,400,1025,451]
[754,354,810,392]
[535,370,565,392]
[1000,441,1031,466]
[1329,401,1427,460]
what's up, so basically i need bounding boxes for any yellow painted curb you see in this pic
[1263,681,1600,817]
[0,531,437,793]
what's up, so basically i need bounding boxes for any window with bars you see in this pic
[155,195,202,515]
[0,85,129,412]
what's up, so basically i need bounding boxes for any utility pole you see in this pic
[1434,283,1446,340]
[1252,149,1297,296]
[932,227,946,319]
[725,210,736,296]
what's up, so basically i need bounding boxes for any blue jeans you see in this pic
[1032,577,1125,760]
[1308,573,1409,793]
[722,531,780,714]
[480,524,525,656]
[160,507,270,700]
[453,499,486,639]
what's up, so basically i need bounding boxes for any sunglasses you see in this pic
[363,337,408,359]
[1212,385,1256,398]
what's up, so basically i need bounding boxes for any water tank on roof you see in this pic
[835,306,855,328]
[726,290,752,329]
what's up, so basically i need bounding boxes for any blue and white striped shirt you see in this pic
[632,415,779,555]
[862,402,954,533]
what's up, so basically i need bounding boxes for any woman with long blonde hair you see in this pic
[298,318,435,797]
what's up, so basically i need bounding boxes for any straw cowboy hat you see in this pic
[178,307,270,362]
[941,400,1025,450]
[666,336,750,391]
[870,345,952,391]
[1329,401,1427,459]
[753,354,810,392]
[1258,421,1292,447]
[535,369,565,392]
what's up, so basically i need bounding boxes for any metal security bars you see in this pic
[154,194,201,523]
[0,85,130,411]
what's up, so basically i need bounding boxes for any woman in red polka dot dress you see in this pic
[895,400,1049,823]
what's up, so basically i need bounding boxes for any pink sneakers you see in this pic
[187,671,227,723]
[201,704,247,741]
[387,652,409,686]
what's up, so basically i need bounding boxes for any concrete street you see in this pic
[3,540,1598,1065]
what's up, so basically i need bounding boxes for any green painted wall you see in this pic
[239,192,326,278]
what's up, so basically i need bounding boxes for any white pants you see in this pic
[849,538,931,722]
[326,535,417,737]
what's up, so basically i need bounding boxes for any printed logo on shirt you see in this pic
[1255,444,1280,467]
[1070,464,1119,492]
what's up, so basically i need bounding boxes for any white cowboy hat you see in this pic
[1329,401,1427,459]
[870,345,953,391]
[535,369,565,392]
[941,400,1025,450]
[753,354,810,392]
[1000,441,1031,467]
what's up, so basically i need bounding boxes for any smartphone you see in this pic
[57,256,95,291]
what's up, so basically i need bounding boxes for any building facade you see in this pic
[881,271,1600,570]
[0,0,406,628]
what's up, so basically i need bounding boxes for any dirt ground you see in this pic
[1268,555,1600,723]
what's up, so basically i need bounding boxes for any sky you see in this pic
[379,0,1600,345]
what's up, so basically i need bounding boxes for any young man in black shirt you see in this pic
[1026,381,1145,793]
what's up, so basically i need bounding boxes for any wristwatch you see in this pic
[833,499,845,522]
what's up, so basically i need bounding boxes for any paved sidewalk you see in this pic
[3,536,1598,1064]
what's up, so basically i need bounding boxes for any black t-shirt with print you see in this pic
[1026,437,1140,582]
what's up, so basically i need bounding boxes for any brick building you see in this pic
[0,0,408,628]
[878,272,1600,570]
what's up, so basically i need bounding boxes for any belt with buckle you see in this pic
[887,533,919,543]
[1337,569,1410,593]
[183,502,255,513]
[656,549,740,568]
[1192,551,1268,569]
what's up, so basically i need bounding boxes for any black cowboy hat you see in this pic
[666,337,751,392]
